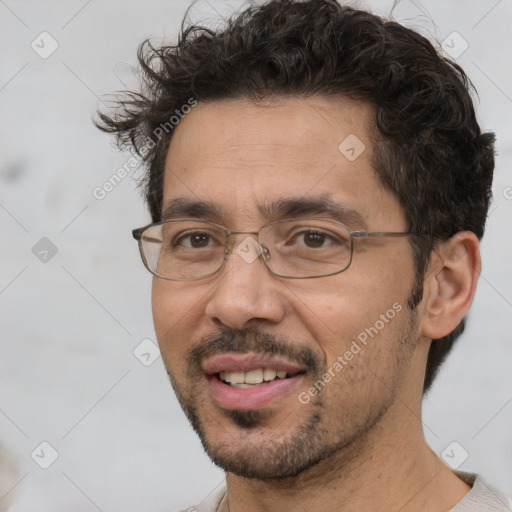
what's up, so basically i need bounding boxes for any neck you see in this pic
[220,378,470,512]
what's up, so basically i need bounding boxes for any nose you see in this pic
[204,235,286,330]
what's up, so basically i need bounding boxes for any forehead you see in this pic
[162,96,403,228]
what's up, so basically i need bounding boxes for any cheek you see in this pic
[308,300,416,422]
[288,253,413,359]
[151,280,205,365]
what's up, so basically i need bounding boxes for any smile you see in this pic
[203,354,307,410]
[219,368,295,388]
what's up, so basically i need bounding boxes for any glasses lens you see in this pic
[140,221,226,280]
[259,219,352,278]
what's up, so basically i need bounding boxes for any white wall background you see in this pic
[0,0,510,510]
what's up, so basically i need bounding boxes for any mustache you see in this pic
[187,328,320,375]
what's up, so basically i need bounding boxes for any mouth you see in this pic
[203,354,307,411]
[217,367,296,388]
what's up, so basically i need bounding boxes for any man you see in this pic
[96,1,511,510]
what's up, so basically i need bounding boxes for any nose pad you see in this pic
[260,244,271,261]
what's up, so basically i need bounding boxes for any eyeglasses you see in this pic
[132,218,422,280]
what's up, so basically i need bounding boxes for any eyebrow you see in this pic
[161,194,368,230]
[257,195,368,230]
[161,197,223,222]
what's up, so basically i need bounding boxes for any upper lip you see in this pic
[202,353,306,376]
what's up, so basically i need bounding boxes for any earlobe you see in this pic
[420,232,481,340]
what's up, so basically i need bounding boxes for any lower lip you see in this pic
[207,374,304,410]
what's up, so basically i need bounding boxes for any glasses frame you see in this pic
[132,217,425,281]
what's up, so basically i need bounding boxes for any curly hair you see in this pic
[95,0,495,394]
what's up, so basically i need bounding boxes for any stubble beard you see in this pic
[163,309,419,481]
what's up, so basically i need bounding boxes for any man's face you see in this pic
[152,96,425,479]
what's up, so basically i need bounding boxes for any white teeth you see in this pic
[263,368,277,381]
[219,371,244,384]
[244,369,263,384]
[219,368,289,386]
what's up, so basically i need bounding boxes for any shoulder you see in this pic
[450,471,512,512]
[175,485,227,512]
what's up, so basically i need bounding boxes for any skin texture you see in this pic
[151,96,480,512]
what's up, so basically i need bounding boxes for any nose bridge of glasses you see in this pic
[225,229,259,238]
[225,230,257,250]
[224,230,271,264]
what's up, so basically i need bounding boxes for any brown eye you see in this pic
[174,232,214,249]
[303,232,326,248]
[188,233,210,248]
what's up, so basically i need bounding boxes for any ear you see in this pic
[419,231,481,340]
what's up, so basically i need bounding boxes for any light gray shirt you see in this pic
[179,472,512,512]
